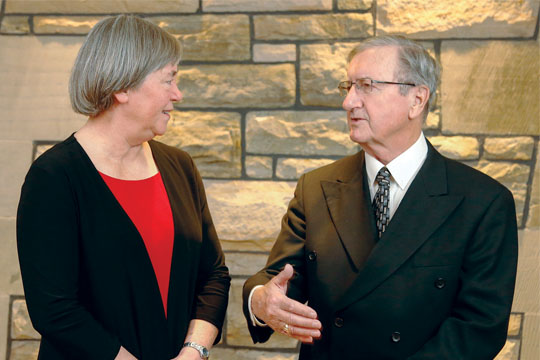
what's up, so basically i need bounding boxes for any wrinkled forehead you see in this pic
[347,46,400,80]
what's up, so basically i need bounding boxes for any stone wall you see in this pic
[0,0,538,359]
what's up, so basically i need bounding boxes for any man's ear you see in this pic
[409,85,430,119]
[113,90,129,104]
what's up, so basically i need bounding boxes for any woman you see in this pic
[16,15,230,360]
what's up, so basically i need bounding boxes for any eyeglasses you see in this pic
[338,78,416,96]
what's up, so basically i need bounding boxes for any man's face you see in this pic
[342,46,419,160]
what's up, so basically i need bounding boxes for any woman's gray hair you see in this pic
[348,35,440,115]
[69,15,182,117]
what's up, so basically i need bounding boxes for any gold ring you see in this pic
[283,323,290,335]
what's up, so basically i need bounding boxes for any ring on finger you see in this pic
[283,323,290,335]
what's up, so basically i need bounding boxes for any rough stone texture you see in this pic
[0,294,8,360]
[276,158,335,180]
[9,341,40,360]
[11,300,39,340]
[203,180,296,251]
[0,141,33,218]
[147,15,250,61]
[177,64,295,108]
[203,0,332,12]
[377,0,540,38]
[253,44,296,63]
[493,339,520,360]
[527,149,540,228]
[508,313,522,337]
[245,156,273,179]
[427,136,479,160]
[423,111,440,130]
[5,0,199,14]
[338,0,373,10]
[155,111,241,178]
[0,36,87,141]
[521,313,540,360]
[34,16,101,34]
[0,16,30,34]
[225,252,268,277]
[226,279,299,348]
[0,219,23,295]
[247,111,357,156]
[212,347,297,360]
[441,41,540,135]
[254,13,373,40]
[483,137,535,161]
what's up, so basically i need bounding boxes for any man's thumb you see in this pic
[273,264,294,291]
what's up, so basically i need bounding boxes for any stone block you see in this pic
[226,279,299,348]
[338,0,373,10]
[507,313,522,337]
[521,313,540,360]
[155,111,241,178]
[441,41,539,135]
[34,16,101,34]
[526,149,539,228]
[11,300,40,340]
[423,111,440,130]
[147,15,250,61]
[247,111,357,156]
[254,13,373,40]
[177,64,295,108]
[246,156,273,179]
[0,294,8,360]
[494,339,520,360]
[427,136,479,160]
[276,158,335,180]
[225,253,268,277]
[5,0,199,14]
[483,137,535,161]
[0,16,30,34]
[203,0,332,12]
[212,347,297,360]
[0,36,87,141]
[8,341,39,360]
[377,0,539,38]
[0,141,33,217]
[204,180,296,251]
[512,229,540,314]
[253,44,296,63]
[0,219,24,294]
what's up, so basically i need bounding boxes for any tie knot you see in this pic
[376,167,390,186]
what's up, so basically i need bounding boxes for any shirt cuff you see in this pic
[248,285,268,327]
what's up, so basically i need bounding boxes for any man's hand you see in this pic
[251,264,322,343]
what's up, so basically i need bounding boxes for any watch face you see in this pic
[201,348,209,357]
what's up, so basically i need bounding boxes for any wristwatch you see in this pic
[183,342,210,359]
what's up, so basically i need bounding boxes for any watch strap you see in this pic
[183,342,209,359]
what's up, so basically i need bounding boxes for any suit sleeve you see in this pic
[17,163,121,359]
[242,175,309,343]
[408,188,518,360]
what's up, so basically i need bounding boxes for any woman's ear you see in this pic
[409,85,430,119]
[113,90,129,104]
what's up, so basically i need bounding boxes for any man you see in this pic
[242,35,518,359]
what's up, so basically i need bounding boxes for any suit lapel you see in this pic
[334,143,464,311]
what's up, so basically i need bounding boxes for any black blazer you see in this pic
[243,142,518,359]
[17,135,230,359]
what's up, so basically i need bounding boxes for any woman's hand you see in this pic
[115,346,138,360]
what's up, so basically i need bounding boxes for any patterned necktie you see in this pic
[373,167,391,238]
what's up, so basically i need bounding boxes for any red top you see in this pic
[100,172,174,317]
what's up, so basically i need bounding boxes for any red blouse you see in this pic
[100,172,174,317]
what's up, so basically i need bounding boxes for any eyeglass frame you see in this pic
[338,78,416,96]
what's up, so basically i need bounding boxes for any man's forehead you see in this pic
[347,46,398,77]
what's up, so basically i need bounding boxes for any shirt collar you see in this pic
[365,132,428,190]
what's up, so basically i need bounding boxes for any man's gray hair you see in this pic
[69,15,182,117]
[348,35,440,114]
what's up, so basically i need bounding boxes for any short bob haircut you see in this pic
[69,15,182,117]
[348,35,440,117]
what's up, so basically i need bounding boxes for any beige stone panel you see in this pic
[0,294,8,360]
[493,339,520,360]
[9,341,39,360]
[276,158,335,180]
[484,137,535,161]
[5,0,198,14]
[512,229,540,314]
[203,180,296,246]
[225,253,268,277]
[147,15,250,61]
[377,0,539,38]
[441,41,539,135]
[11,300,40,340]
[203,0,332,12]
[247,111,357,156]
[526,149,540,228]
[177,64,295,108]
[226,279,299,347]
[0,16,30,34]
[253,44,296,63]
[507,313,522,337]
[254,13,373,40]
[423,111,440,130]
[34,16,102,34]
[521,313,540,360]
[0,219,24,295]
[212,348,297,360]
[338,0,372,10]
[155,111,241,178]
[0,36,86,141]
[427,136,479,160]
[246,156,273,179]
[0,141,32,218]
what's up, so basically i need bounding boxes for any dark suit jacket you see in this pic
[17,134,230,359]
[243,142,518,359]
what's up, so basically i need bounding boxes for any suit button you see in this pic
[307,251,317,261]
[391,332,401,343]
[434,277,446,289]
[334,317,344,328]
